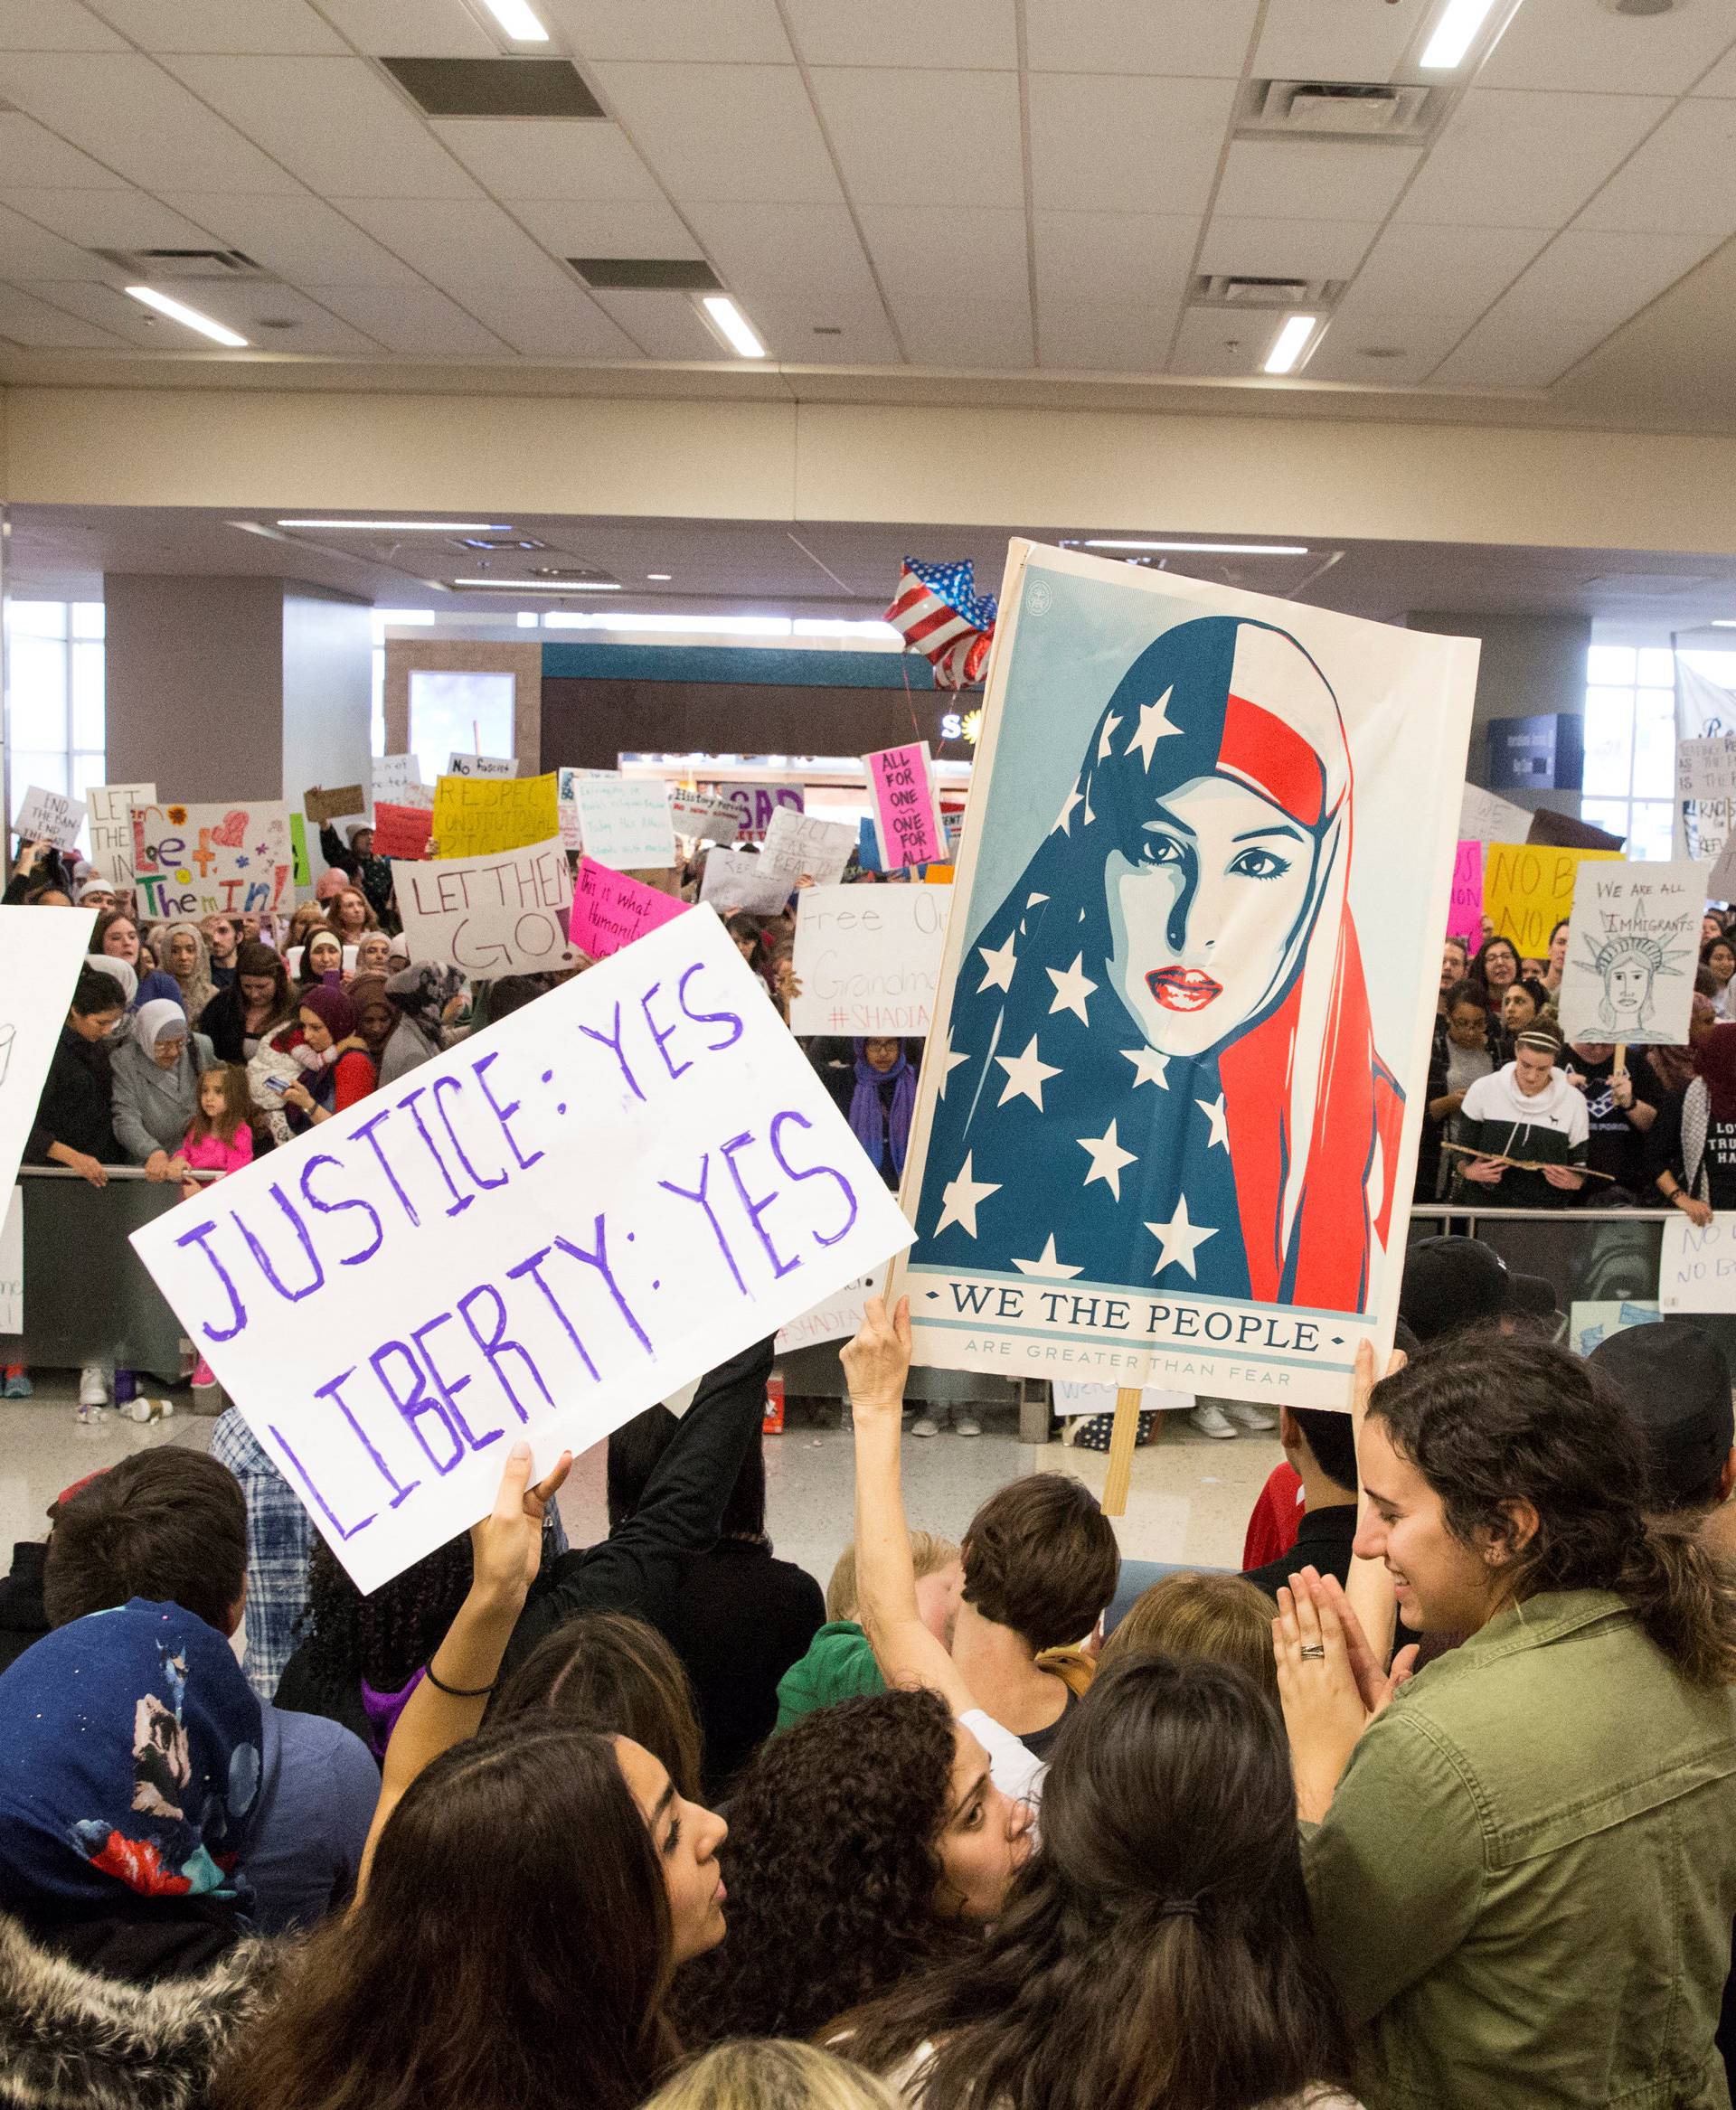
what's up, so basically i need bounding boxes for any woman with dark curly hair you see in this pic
[675,1688,1030,2049]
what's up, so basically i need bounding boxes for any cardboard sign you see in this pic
[1458,784,1532,847]
[789,883,952,1037]
[865,742,943,869]
[303,785,367,826]
[761,808,856,889]
[128,909,914,1593]
[1484,842,1621,956]
[372,755,422,806]
[87,782,156,888]
[12,786,86,852]
[131,801,295,920]
[0,1186,22,1337]
[699,847,795,916]
[443,752,517,779]
[1557,858,1699,1046]
[393,836,579,979]
[569,856,690,959]
[671,791,741,845]
[717,781,803,841]
[1660,1214,1736,1313]
[432,772,560,860]
[573,777,676,871]
[0,907,98,1201]
[373,802,434,862]
[1447,841,1484,946]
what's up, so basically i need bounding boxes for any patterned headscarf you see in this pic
[386,962,464,1042]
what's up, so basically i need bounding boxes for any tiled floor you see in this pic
[0,1377,1278,1588]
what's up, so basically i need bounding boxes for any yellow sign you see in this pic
[1483,842,1621,956]
[430,772,560,860]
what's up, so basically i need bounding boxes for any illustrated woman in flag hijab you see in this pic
[916,614,1404,1311]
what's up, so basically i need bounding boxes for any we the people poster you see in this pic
[892,542,1478,1409]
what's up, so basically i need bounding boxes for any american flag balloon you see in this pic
[884,557,997,691]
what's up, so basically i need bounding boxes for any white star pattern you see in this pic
[995,1032,1061,1110]
[1120,1046,1170,1090]
[1126,684,1182,769]
[937,1034,970,1099]
[976,932,1018,993]
[1078,1118,1137,1201]
[1011,1233,1083,1279]
[1195,1093,1229,1152]
[935,1154,1001,1239]
[1144,1198,1217,1280]
[1025,891,1049,911]
[1097,712,1123,759]
[1052,783,1083,835]
[1045,953,1097,1024]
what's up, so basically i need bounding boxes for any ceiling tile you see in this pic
[1032,211,1197,309]
[145,279,387,354]
[1038,300,1181,372]
[1694,45,1736,96]
[1213,139,1421,222]
[11,277,165,344]
[0,1,127,50]
[429,117,663,200]
[156,192,427,284]
[0,281,127,345]
[83,0,345,52]
[165,54,481,197]
[0,53,305,192]
[807,67,1021,209]
[1168,305,1269,377]
[435,276,639,357]
[505,194,699,259]
[586,284,722,357]
[0,201,118,278]
[1427,308,1609,390]
[312,0,497,59]
[303,280,514,353]
[1575,99,1736,236]
[537,0,792,64]
[1397,89,1672,231]
[684,199,890,333]
[785,0,1016,70]
[329,195,569,289]
[1254,0,1433,84]
[3,189,220,250]
[1024,0,1257,77]
[895,296,1033,370]
[1479,2,1736,96]
[857,202,1026,307]
[1029,74,1236,213]
[1342,221,1550,312]
[1305,311,1475,386]
[0,113,132,186]
[746,292,902,363]
[592,61,844,205]
[1196,216,1378,279]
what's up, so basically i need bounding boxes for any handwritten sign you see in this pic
[865,743,942,870]
[699,847,794,916]
[671,791,741,845]
[373,755,422,807]
[432,772,560,860]
[1678,739,1736,805]
[1458,783,1532,847]
[1660,1213,1736,1313]
[775,1267,885,1355]
[303,786,366,826]
[12,786,86,852]
[573,777,676,871]
[1483,841,1619,956]
[1558,858,1699,1046]
[87,783,155,885]
[373,803,433,862]
[1447,841,1484,946]
[443,752,517,779]
[717,782,803,841]
[128,909,914,1592]
[0,906,97,1201]
[132,801,294,920]
[790,883,952,1037]
[569,855,690,959]
[393,836,579,979]
[762,808,855,889]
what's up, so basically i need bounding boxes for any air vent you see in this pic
[570,258,722,292]
[1195,275,1340,308]
[380,56,603,118]
[93,247,267,279]
[1248,79,1438,137]
[451,534,549,551]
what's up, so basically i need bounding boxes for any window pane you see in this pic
[11,750,69,801]
[71,751,107,802]
[71,601,103,641]
[5,601,66,639]
[70,640,104,752]
[1633,687,1675,800]
[1629,801,1675,862]
[408,669,514,788]
[1582,685,1634,796]
[1637,647,1675,689]
[5,634,67,749]
[1581,798,1629,843]
[1588,645,1636,685]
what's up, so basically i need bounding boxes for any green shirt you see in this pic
[1304,1589,1736,2109]
[774,1619,886,1729]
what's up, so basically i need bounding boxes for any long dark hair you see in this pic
[214,1724,678,2110]
[841,1654,1354,2110]
[675,1689,967,2050]
[1371,1337,1736,1683]
[299,1533,484,1692]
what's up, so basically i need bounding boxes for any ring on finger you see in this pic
[1298,1644,1326,1660]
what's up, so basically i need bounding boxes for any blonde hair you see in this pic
[1098,1571,1279,1702]
[645,2040,902,2110]
[826,1530,959,1623]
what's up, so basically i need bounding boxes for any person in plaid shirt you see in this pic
[211,1408,315,1701]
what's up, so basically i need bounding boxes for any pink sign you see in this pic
[865,741,942,869]
[569,853,690,959]
[1448,839,1484,946]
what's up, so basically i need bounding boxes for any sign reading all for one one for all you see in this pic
[865,743,943,869]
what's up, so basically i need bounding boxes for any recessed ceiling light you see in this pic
[477,0,550,41]
[277,519,513,532]
[1081,539,1310,557]
[1713,620,1736,628]
[646,572,673,581]
[453,578,623,591]
[699,294,767,359]
[1262,314,1318,376]
[1420,0,1509,70]
[125,285,247,348]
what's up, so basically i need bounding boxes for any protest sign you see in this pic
[943,811,966,861]
[1660,1214,1736,1312]
[789,883,952,1037]
[671,791,741,845]
[129,909,914,1593]
[303,785,366,826]
[87,782,155,887]
[1484,842,1622,956]
[1458,783,1532,847]
[718,781,803,840]
[289,814,311,892]
[865,743,944,869]
[1709,838,1736,903]
[570,855,690,959]
[393,836,579,978]
[892,540,1478,1409]
[0,906,97,1202]
[1678,738,1736,805]
[775,1267,886,1355]
[373,803,433,862]
[131,801,295,920]
[1052,1379,1194,1418]
[762,808,855,889]
[372,755,422,806]
[1557,858,1699,1046]
[556,767,584,852]
[12,786,85,852]
[1447,841,1484,946]
[432,772,560,860]
[699,847,794,916]
[573,777,676,871]
[0,1187,22,1336]
[443,752,517,778]
[1568,1300,1659,1359]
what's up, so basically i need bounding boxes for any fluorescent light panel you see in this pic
[478,0,550,40]
[125,285,247,348]
[544,613,793,635]
[452,578,622,591]
[1263,314,1318,376]
[701,295,767,359]
[1420,0,1505,70]
[278,518,512,532]
[1083,539,1310,557]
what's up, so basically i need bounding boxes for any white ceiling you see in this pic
[0,0,1731,419]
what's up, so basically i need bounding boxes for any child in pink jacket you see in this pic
[168,1064,256,1393]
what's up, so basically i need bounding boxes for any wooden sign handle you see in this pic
[1613,1044,1628,1077]
[1102,1386,1143,1516]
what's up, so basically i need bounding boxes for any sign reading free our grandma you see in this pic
[131,909,913,1591]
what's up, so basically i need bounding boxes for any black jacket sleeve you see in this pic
[319,823,360,880]
[1647,1086,1687,1192]
[505,1333,775,1669]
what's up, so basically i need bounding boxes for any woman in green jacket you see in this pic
[1276,1337,1736,2110]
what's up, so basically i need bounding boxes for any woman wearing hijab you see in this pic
[292,928,345,996]
[111,999,215,1181]
[913,614,1403,1312]
[378,963,465,1088]
[1653,1017,1736,1227]
[828,1037,918,1193]
[346,974,395,1068]
[280,986,376,1131]
[160,920,217,1026]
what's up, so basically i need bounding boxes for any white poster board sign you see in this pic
[0,1187,23,1336]
[573,777,676,871]
[762,808,856,889]
[1458,784,1532,848]
[392,836,580,979]
[1557,858,1700,1047]
[87,783,156,888]
[1659,1213,1736,1312]
[672,791,742,845]
[130,909,914,1592]
[699,848,793,916]
[12,786,86,852]
[789,883,952,1038]
[444,752,518,779]
[0,908,98,1201]
[774,1268,886,1355]
[1053,1379,1194,1416]
[372,756,423,812]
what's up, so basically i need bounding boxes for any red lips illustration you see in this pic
[1146,967,1222,1013]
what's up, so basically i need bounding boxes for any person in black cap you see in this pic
[1587,1322,1736,1521]
[1399,1234,1559,1346]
